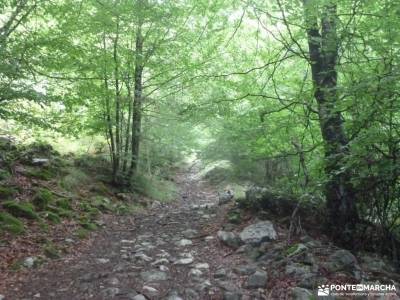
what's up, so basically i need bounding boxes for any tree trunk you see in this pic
[302,0,358,244]
[129,20,144,178]
[113,17,121,179]
[102,33,118,181]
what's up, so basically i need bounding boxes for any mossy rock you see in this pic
[0,169,11,181]
[42,211,61,223]
[25,168,54,181]
[33,188,54,210]
[3,201,39,219]
[0,212,25,234]
[0,186,17,199]
[56,198,72,210]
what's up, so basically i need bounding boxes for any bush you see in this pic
[33,188,53,210]
[3,201,39,219]
[0,212,25,234]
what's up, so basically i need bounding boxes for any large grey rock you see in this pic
[132,295,146,300]
[360,254,396,273]
[217,231,242,248]
[182,229,198,238]
[176,239,192,246]
[218,190,234,205]
[326,249,358,272]
[184,288,200,300]
[223,292,242,300]
[290,287,313,300]
[174,257,194,265]
[325,249,361,280]
[285,263,312,279]
[233,265,257,275]
[140,270,168,282]
[239,221,277,245]
[101,287,121,298]
[246,270,268,288]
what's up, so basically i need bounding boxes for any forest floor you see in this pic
[3,166,265,300]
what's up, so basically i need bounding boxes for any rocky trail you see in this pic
[3,168,400,300]
[4,169,267,300]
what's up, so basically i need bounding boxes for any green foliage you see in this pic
[25,167,55,181]
[59,168,90,191]
[131,174,177,203]
[33,188,54,210]
[2,201,39,219]
[0,212,25,234]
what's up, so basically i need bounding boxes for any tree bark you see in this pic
[129,19,144,178]
[302,0,358,244]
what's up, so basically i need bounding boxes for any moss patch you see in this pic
[0,186,17,199]
[75,228,89,239]
[43,243,60,259]
[227,210,241,224]
[33,188,54,210]
[3,201,39,219]
[0,212,25,234]
[0,169,11,181]
[25,167,55,181]
[56,198,72,210]
[42,211,61,223]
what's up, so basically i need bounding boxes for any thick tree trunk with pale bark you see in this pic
[303,0,358,244]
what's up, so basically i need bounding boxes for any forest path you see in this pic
[6,166,260,300]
